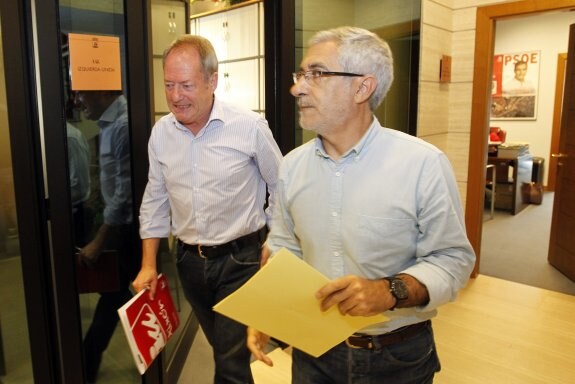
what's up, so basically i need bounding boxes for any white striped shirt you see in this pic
[139,98,282,245]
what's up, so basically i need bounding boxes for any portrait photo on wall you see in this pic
[491,50,540,120]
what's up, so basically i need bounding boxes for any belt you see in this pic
[345,320,430,350]
[177,227,267,259]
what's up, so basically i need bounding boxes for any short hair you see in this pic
[308,26,394,111]
[163,35,218,78]
[514,60,528,70]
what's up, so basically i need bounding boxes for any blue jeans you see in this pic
[292,321,440,384]
[176,240,261,384]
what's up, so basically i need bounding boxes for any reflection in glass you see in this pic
[72,89,137,383]
[0,14,34,384]
[294,0,421,144]
[60,2,139,382]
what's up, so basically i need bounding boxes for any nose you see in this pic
[73,93,85,109]
[167,84,182,100]
[290,79,306,98]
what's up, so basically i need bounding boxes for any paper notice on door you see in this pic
[213,248,388,357]
[68,33,122,91]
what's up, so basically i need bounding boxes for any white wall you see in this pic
[492,11,575,185]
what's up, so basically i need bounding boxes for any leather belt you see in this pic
[177,227,267,259]
[345,320,430,350]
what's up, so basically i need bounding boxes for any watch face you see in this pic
[391,279,408,300]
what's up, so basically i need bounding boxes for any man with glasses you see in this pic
[248,26,475,383]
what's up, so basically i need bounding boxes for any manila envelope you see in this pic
[213,248,388,357]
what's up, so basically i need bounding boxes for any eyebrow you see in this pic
[300,63,329,71]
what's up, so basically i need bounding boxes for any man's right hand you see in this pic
[260,244,271,267]
[247,327,273,367]
[132,268,158,299]
[135,238,162,299]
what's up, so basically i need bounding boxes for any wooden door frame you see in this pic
[467,0,575,276]
[547,53,567,191]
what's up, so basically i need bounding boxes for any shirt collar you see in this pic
[314,116,380,159]
[98,95,126,126]
[352,117,379,155]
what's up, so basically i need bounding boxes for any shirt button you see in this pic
[335,172,341,177]
[332,212,338,217]
[334,251,340,257]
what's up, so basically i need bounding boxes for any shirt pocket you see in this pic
[356,214,417,267]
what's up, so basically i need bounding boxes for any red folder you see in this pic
[117,274,180,374]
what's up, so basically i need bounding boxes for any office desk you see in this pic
[487,154,533,215]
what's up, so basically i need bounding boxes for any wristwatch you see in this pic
[383,276,408,310]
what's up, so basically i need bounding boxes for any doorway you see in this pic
[467,1,575,290]
[480,11,575,294]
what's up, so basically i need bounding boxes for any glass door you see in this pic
[0,0,164,382]
[3,0,240,382]
[59,0,141,381]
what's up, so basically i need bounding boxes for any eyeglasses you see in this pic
[292,70,364,85]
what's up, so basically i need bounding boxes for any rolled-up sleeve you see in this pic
[402,154,476,311]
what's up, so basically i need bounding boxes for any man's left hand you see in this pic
[315,275,394,316]
[76,241,101,268]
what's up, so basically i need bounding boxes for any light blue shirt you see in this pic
[98,95,132,226]
[267,118,475,334]
[67,122,90,206]
[139,98,282,245]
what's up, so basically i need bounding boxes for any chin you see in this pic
[298,118,317,133]
[172,112,189,121]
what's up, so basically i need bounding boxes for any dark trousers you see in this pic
[83,289,132,382]
[292,321,441,384]
[72,203,93,247]
[176,239,261,384]
[82,223,136,383]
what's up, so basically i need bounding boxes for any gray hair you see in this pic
[309,26,394,111]
[163,35,218,78]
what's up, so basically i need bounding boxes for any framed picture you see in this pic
[490,50,540,120]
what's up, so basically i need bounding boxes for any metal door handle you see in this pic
[551,153,569,158]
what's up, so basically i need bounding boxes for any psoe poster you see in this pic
[491,51,540,120]
[68,33,122,91]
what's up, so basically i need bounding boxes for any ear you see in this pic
[209,72,218,91]
[354,75,377,104]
